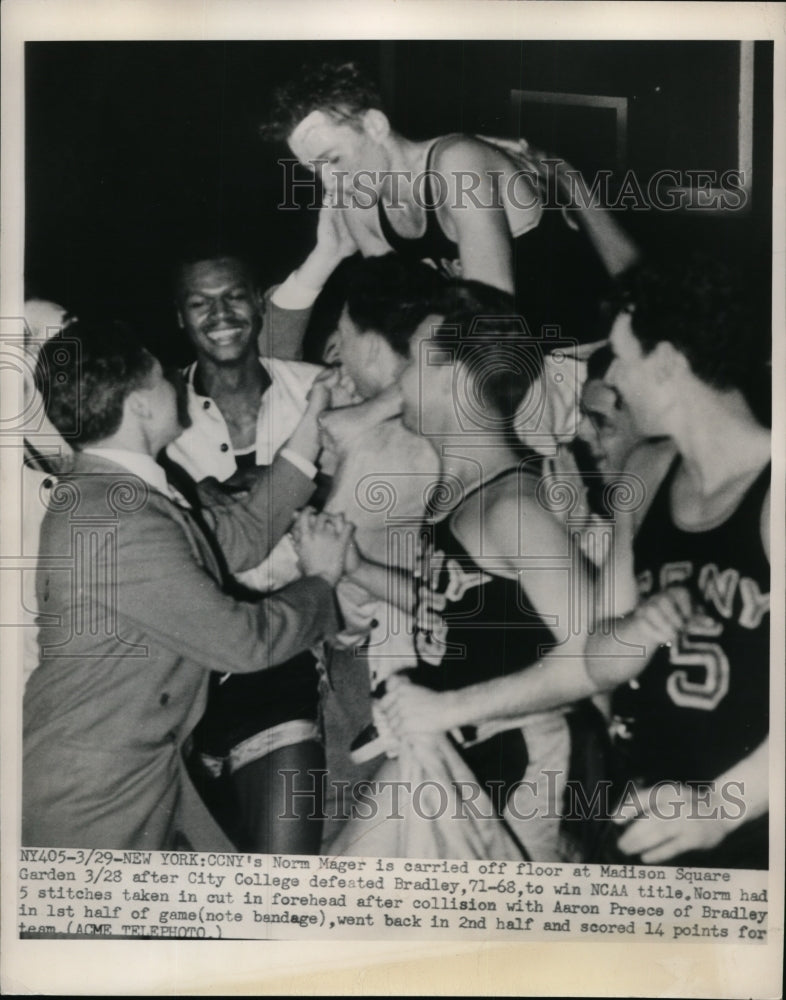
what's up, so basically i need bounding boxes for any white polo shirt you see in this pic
[167,357,322,483]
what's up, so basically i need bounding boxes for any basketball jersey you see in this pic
[611,458,771,787]
[412,470,556,688]
[408,471,558,798]
[376,134,611,343]
[377,138,459,276]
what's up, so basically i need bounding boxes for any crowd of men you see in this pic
[19,61,771,870]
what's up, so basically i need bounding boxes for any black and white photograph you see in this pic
[1,1,783,995]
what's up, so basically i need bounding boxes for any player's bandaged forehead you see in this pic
[289,108,362,149]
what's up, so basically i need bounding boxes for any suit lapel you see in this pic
[69,452,225,582]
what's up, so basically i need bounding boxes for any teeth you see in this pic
[207,328,241,343]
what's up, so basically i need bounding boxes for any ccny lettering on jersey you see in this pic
[637,561,769,711]
[415,544,492,666]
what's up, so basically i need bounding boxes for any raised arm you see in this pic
[259,200,358,359]
[479,135,640,279]
[554,158,640,277]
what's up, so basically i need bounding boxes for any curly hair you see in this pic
[612,254,763,391]
[259,60,385,141]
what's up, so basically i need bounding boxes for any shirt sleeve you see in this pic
[258,279,316,360]
[279,447,318,481]
[270,270,323,310]
[200,453,316,574]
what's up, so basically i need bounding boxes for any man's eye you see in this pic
[187,299,206,309]
[228,291,248,301]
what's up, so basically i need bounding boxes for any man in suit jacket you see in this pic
[23,319,351,851]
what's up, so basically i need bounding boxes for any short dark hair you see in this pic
[35,320,156,447]
[430,280,533,422]
[172,246,258,301]
[613,254,761,391]
[260,60,385,142]
[344,253,448,357]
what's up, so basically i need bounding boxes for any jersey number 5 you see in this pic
[666,616,730,710]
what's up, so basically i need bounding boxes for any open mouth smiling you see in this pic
[204,325,245,345]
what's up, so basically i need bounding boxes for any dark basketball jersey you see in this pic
[377,134,612,343]
[611,458,771,788]
[412,471,557,688]
[408,470,559,800]
[377,138,459,276]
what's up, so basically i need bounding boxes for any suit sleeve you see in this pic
[113,502,338,674]
[200,453,316,574]
[256,286,313,361]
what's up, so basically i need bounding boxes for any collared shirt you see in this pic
[81,446,173,498]
[166,357,322,594]
[166,357,322,483]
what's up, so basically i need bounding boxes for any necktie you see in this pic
[158,452,232,586]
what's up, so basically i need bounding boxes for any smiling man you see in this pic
[167,253,322,487]
[164,249,336,855]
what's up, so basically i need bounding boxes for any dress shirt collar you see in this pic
[81,446,171,498]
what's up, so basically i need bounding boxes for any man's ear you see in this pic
[175,306,185,330]
[362,109,390,143]
[126,386,151,420]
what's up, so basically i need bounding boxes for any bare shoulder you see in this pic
[482,471,568,559]
[432,135,538,238]
[432,134,531,186]
[433,133,500,166]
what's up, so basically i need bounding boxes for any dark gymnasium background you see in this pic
[25,40,773,391]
